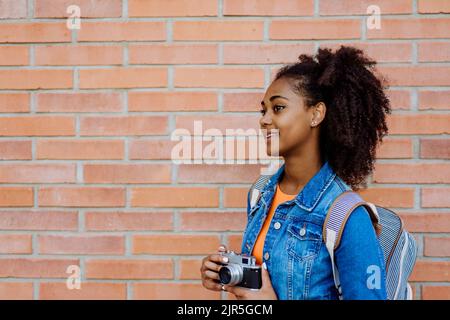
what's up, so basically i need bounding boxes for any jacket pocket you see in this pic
[286,222,322,261]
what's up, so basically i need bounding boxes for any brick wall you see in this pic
[0,0,449,300]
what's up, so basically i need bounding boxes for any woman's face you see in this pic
[259,77,318,158]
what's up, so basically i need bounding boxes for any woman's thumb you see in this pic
[261,262,271,281]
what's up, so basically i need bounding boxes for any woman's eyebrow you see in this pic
[261,95,289,106]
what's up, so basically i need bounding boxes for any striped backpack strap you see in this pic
[322,191,381,299]
[248,173,272,210]
[248,162,282,211]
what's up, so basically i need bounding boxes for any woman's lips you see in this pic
[265,132,278,141]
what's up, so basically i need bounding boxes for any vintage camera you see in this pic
[218,251,262,289]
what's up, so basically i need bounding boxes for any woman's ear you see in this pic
[311,102,326,127]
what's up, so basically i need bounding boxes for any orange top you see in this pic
[252,183,297,265]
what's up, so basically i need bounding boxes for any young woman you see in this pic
[200,46,391,300]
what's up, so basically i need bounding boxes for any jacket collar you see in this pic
[260,160,336,212]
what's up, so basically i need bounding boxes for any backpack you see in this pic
[248,173,418,300]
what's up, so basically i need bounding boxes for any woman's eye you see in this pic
[259,109,266,115]
[274,105,285,112]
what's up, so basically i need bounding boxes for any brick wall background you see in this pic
[0,0,449,300]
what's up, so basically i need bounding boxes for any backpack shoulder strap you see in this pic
[248,173,272,209]
[248,162,282,210]
[322,190,381,299]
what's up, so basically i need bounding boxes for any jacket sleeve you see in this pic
[334,206,388,300]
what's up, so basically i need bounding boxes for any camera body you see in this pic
[218,251,262,290]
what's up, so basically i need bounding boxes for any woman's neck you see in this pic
[280,151,323,195]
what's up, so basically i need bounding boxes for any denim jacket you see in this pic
[241,161,387,300]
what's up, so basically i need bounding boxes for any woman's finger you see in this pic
[202,279,223,291]
[204,270,220,281]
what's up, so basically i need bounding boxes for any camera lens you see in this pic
[219,264,243,286]
[219,267,232,284]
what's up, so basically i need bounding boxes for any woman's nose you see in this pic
[260,113,272,126]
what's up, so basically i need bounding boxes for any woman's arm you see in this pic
[334,206,388,300]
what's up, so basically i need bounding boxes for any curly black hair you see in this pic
[275,45,391,191]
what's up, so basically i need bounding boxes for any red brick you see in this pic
[377,138,413,159]
[77,22,165,42]
[422,188,450,208]
[131,187,219,208]
[37,92,122,113]
[0,116,75,136]
[418,0,450,13]
[410,261,450,282]
[358,188,415,208]
[224,187,249,208]
[0,234,32,254]
[175,67,264,88]
[400,212,450,233]
[0,187,33,207]
[179,259,202,280]
[133,283,220,300]
[319,42,412,64]
[0,164,76,183]
[180,211,246,231]
[86,259,173,279]
[0,211,78,231]
[0,23,70,43]
[387,114,450,135]
[223,43,314,64]
[40,282,126,300]
[85,211,173,231]
[129,44,217,65]
[129,0,217,17]
[38,187,126,207]
[133,234,220,255]
[129,139,176,160]
[0,258,79,278]
[175,115,260,132]
[128,91,217,112]
[178,164,261,183]
[80,115,167,136]
[380,66,450,86]
[422,286,450,300]
[270,20,360,40]
[320,0,412,15]
[0,46,29,66]
[420,139,450,159]
[35,0,122,17]
[373,163,450,184]
[0,0,27,18]
[0,283,33,300]
[0,70,72,89]
[37,139,124,160]
[224,0,314,16]
[79,67,167,89]
[223,92,264,112]
[418,42,450,62]
[387,90,411,110]
[228,234,243,252]
[367,18,450,39]
[35,45,123,66]
[424,237,450,257]
[173,21,263,41]
[83,164,171,183]
[0,141,32,160]
[39,235,125,255]
[0,93,29,113]
[419,91,450,110]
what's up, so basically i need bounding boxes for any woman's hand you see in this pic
[222,262,278,300]
[200,245,229,291]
